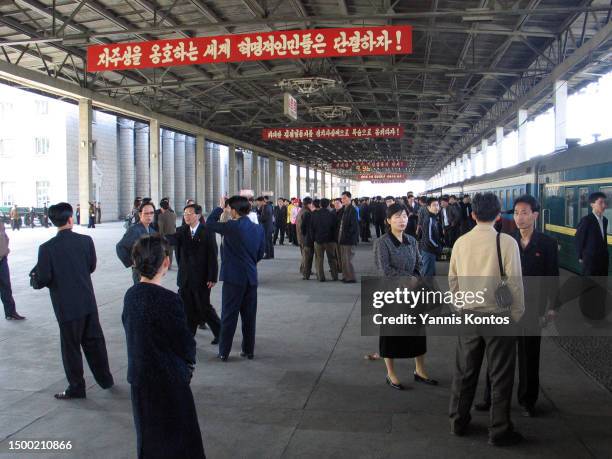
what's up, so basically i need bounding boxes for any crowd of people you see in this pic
[0,187,608,456]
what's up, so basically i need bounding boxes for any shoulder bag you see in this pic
[494,232,513,311]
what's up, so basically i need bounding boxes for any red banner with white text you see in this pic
[87,26,412,72]
[262,125,403,141]
[357,173,409,181]
[331,160,408,169]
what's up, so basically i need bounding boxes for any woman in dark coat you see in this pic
[372,203,438,390]
[122,235,205,459]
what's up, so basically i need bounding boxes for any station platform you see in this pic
[1,223,611,458]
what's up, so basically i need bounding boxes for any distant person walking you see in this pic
[1,220,25,320]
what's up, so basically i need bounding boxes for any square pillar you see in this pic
[321,171,327,197]
[283,161,291,199]
[196,134,205,208]
[296,166,301,199]
[78,99,92,225]
[228,145,236,196]
[251,151,259,196]
[496,126,504,172]
[481,138,488,174]
[554,80,567,150]
[269,157,277,198]
[149,119,160,204]
[518,109,528,163]
[305,166,310,196]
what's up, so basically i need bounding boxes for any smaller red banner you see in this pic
[357,173,408,181]
[331,160,408,170]
[262,126,403,141]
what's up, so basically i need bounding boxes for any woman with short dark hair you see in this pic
[122,235,205,459]
[371,203,438,390]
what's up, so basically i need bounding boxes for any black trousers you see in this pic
[219,282,257,358]
[374,221,385,238]
[449,334,516,440]
[0,256,16,317]
[88,216,95,228]
[482,335,541,409]
[58,311,113,396]
[264,230,274,258]
[360,222,371,242]
[179,286,221,337]
[301,245,314,279]
[274,224,286,245]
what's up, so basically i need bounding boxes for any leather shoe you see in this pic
[216,354,228,362]
[54,391,85,400]
[385,375,404,390]
[414,372,438,386]
[211,337,219,345]
[5,313,25,320]
[240,352,254,360]
[488,431,524,447]
[474,402,491,411]
[521,405,536,417]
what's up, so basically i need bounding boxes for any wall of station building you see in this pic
[0,83,358,216]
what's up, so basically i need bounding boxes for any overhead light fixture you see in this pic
[308,105,352,120]
[277,77,339,95]
[62,34,90,46]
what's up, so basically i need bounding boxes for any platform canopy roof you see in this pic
[0,0,611,178]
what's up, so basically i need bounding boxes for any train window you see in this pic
[565,188,575,227]
[520,187,524,196]
[505,190,510,211]
[600,186,612,233]
[579,187,589,220]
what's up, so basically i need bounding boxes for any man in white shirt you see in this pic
[448,192,524,447]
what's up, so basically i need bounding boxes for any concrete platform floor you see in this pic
[1,222,611,458]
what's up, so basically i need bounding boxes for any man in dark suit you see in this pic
[273,198,287,245]
[169,203,220,340]
[338,191,359,283]
[312,198,339,282]
[116,202,158,284]
[575,191,609,320]
[206,196,265,361]
[372,197,386,238]
[460,195,475,235]
[1,220,25,320]
[300,197,315,280]
[256,196,274,259]
[359,198,372,242]
[475,195,559,418]
[33,202,113,399]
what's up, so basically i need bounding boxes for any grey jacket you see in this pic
[374,232,422,277]
[0,221,9,259]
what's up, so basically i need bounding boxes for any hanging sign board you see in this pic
[87,25,413,72]
[283,93,298,121]
[262,126,403,141]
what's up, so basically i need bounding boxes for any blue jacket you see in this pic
[206,207,265,286]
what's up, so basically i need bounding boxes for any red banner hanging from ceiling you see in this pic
[87,26,412,72]
[262,125,403,141]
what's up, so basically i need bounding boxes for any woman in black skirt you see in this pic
[373,203,438,390]
[122,235,205,459]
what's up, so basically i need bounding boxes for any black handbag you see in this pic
[29,265,43,290]
[494,232,513,311]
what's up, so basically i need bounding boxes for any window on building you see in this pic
[1,182,15,206]
[0,138,15,157]
[0,102,14,118]
[565,187,575,227]
[35,99,48,115]
[36,181,50,207]
[34,137,50,155]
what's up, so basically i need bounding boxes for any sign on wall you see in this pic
[283,93,298,121]
[88,26,413,72]
[357,173,408,181]
[262,126,403,141]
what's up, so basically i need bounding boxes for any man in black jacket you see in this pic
[359,198,372,242]
[300,197,315,280]
[575,191,609,320]
[169,203,221,340]
[34,202,113,399]
[419,197,443,276]
[312,198,339,281]
[372,197,386,238]
[116,202,158,284]
[475,195,559,418]
[273,198,287,245]
[256,196,274,259]
[338,191,359,283]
